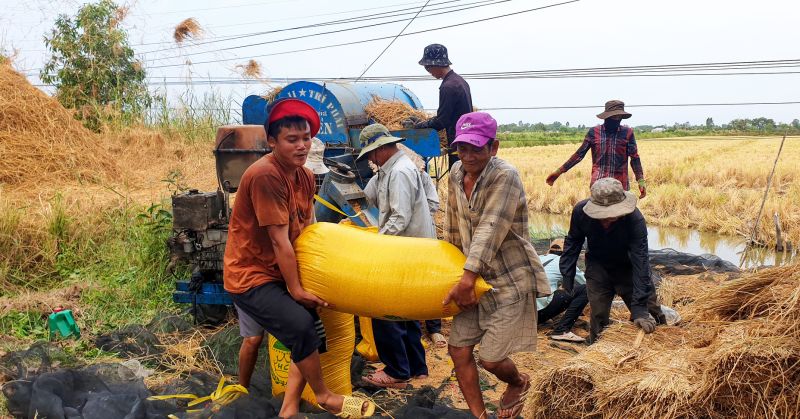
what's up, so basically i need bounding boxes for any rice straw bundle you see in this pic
[0,63,120,187]
[692,264,800,321]
[594,348,709,419]
[173,18,203,44]
[696,320,800,418]
[364,98,448,149]
[526,358,601,418]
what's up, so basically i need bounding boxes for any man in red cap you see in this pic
[223,98,374,418]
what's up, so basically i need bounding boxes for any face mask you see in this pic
[604,118,621,131]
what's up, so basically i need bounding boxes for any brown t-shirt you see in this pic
[223,154,315,294]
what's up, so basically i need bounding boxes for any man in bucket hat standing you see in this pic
[559,177,665,344]
[223,98,375,418]
[407,43,473,169]
[357,123,435,388]
[546,100,647,198]
[442,112,550,419]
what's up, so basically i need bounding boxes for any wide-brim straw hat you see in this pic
[583,178,638,219]
[596,99,632,119]
[356,123,405,161]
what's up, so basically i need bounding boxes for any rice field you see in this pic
[499,136,800,246]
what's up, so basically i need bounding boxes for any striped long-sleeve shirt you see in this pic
[559,125,644,190]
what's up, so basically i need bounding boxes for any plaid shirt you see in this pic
[446,157,550,312]
[560,125,644,190]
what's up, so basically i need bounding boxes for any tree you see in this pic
[791,119,800,129]
[41,0,149,130]
[705,117,714,129]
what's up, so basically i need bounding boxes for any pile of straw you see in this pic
[524,264,800,418]
[0,63,120,187]
[364,98,448,149]
[173,18,202,44]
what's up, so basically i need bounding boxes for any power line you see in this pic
[27,58,800,81]
[355,0,431,82]
[140,0,483,52]
[144,0,510,58]
[149,0,581,69]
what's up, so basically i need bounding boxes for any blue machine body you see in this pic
[242,81,443,228]
[242,81,440,158]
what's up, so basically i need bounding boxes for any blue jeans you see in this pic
[372,319,428,380]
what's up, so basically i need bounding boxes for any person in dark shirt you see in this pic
[559,177,664,343]
[407,43,473,169]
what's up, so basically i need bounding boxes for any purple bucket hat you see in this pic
[453,112,497,147]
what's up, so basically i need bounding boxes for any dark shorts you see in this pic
[230,281,326,362]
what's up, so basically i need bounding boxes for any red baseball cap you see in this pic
[267,98,320,138]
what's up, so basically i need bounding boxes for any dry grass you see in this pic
[0,63,120,186]
[364,98,448,149]
[235,59,262,79]
[173,18,202,44]
[146,328,225,389]
[499,136,800,245]
[0,64,216,289]
[522,264,800,418]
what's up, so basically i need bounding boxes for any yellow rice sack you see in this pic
[355,317,379,362]
[269,308,354,404]
[295,222,492,320]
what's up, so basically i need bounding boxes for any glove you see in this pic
[637,179,647,198]
[546,169,563,186]
[633,314,657,334]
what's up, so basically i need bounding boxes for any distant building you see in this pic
[651,127,666,133]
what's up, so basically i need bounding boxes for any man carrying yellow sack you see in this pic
[358,123,435,388]
[442,112,550,419]
[223,98,374,418]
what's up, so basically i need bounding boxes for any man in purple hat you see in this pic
[442,112,550,419]
[546,100,647,198]
[406,43,473,169]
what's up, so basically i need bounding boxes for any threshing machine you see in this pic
[169,81,442,310]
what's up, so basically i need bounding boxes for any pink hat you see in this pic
[452,112,497,148]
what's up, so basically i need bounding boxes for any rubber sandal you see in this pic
[430,332,447,348]
[332,395,376,418]
[497,374,530,419]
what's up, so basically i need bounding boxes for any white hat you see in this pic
[303,137,329,175]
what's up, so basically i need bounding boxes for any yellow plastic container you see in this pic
[295,222,492,320]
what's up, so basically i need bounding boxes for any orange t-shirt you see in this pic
[223,154,315,294]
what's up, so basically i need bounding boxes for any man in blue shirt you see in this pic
[537,239,589,343]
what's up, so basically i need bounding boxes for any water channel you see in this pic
[528,211,796,269]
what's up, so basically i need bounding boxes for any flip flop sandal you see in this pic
[331,395,376,418]
[363,371,409,389]
[430,332,448,348]
[496,374,531,419]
